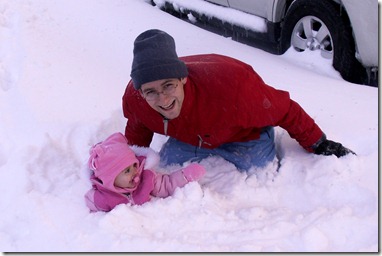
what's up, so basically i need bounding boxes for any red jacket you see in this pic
[123,54,323,152]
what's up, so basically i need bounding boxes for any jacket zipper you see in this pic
[163,118,169,136]
[198,135,212,148]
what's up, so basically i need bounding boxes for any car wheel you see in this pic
[281,0,366,84]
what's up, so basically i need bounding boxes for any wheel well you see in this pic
[283,0,351,24]
[280,0,371,85]
[282,0,295,21]
[281,0,356,53]
[283,0,353,38]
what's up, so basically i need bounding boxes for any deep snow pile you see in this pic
[0,0,378,252]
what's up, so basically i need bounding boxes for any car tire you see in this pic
[280,0,367,84]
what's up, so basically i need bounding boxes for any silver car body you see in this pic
[206,0,378,69]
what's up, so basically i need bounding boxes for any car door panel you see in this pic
[205,0,229,6]
[227,0,270,18]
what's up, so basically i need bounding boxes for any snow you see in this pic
[0,0,378,252]
[153,0,267,32]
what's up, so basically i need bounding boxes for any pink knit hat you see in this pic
[88,132,141,193]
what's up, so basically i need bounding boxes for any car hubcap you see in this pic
[291,16,333,59]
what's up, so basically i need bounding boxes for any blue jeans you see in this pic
[159,127,276,171]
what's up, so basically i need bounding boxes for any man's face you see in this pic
[140,78,186,120]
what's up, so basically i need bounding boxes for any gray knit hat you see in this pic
[130,29,188,90]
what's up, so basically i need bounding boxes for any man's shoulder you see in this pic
[181,53,258,84]
[180,53,242,65]
[181,53,253,75]
[122,81,144,102]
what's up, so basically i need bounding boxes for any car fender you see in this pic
[340,0,378,67]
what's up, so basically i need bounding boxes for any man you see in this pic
[122,29,354,171]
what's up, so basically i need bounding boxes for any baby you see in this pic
[85,132,206,212]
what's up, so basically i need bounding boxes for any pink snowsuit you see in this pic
[84,132,205,212]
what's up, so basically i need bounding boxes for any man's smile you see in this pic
[159,100,175,110]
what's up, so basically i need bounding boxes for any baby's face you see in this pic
[114,162,139,189]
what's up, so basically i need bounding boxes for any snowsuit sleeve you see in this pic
[84,185,130,212]
[151,169,190,198]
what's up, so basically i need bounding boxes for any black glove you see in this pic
[314,139,356,157]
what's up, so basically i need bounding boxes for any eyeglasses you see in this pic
[141,82,179,101]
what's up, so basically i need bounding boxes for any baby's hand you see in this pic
[182,163,206,182]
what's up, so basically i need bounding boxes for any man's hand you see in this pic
[314,139,356,157]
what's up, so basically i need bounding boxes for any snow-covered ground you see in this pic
[0,0,378,252]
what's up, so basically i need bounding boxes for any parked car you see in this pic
[151,0,378,87]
